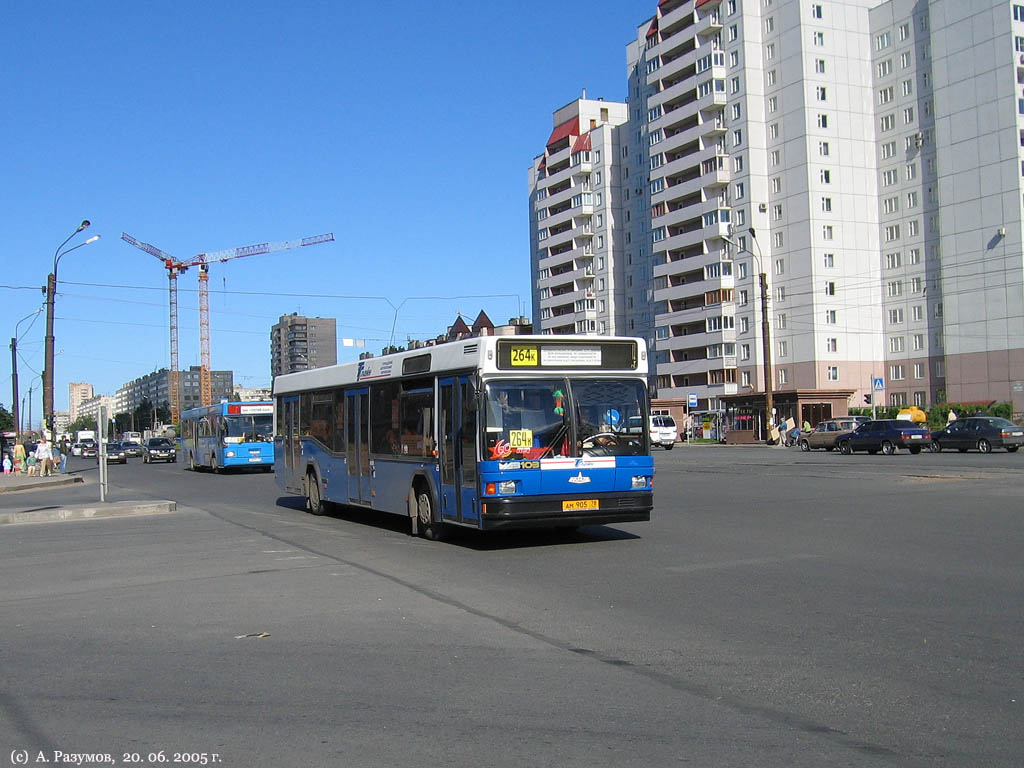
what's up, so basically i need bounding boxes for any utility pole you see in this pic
[9,337,18,440]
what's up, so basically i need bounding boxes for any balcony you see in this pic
[650,78,695,112]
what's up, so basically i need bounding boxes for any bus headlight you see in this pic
[499,480,518,494]
[631,475,650,489]
[225,450,236,458]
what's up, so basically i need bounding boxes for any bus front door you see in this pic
[281,395,301,492]
[439,376,479,525]
[346,388,371,505]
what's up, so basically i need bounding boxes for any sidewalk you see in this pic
[0,472,176,525]
[0,472,84,493]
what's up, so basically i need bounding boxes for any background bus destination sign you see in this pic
[497,339,638,370]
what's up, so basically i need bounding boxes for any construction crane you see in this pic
[121,232,335,421]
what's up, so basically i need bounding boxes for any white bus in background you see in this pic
[121,431,142,443]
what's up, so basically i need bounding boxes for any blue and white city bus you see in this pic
[180,401,275,472]
[273,336,654,538]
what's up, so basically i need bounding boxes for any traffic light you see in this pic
[863,394,872,405]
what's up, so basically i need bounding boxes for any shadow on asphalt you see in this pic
[273,495,641,551]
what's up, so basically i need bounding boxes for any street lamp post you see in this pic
[11,308,43,441]
[725,228,774,443]
[43,221,99,439]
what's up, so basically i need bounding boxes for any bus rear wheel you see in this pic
[307,471,325,515]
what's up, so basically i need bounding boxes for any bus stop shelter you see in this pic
[721,389,855,444]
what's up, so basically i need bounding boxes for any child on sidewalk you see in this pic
[2,454,11,474]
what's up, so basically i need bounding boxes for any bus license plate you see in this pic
[563,499,599,511]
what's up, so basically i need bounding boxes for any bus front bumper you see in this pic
[478,492,652,531]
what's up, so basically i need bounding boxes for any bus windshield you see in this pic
[224,413,274,443]
[484,378,647,459]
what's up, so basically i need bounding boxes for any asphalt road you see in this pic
[1,448,1021,767]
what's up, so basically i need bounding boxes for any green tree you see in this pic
[0,402,13,431]
[68,415,98,434]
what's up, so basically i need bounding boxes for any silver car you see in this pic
[799,418,862,451]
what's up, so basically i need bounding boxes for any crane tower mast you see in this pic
[121,231,335,419]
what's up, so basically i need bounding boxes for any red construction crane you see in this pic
[121,232,335,420]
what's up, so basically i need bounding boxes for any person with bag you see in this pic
[34,437,54,477]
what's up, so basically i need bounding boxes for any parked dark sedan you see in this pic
[929,417,1023,453]
[837,419,931,455]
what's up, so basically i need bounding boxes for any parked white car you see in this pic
[649,415,678,449]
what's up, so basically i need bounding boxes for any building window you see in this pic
[827,366,839,381]
[889,336,905,353]
[815,58,826,74]
[813,31,824,46]
[822,197,832,212]
[776,285,786,302]
[820,169,831,184]
[824,281,836,296]
[826,338,837,352]
[889,364,905,381]
[778,369,788,385]
[778,340,788,358]
[776,313,787,330]
[822,225,834,240]
[888,308,904,325]
[825,310,837,324]
[816,86,827,101]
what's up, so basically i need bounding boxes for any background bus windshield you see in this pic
[224,414,273,442]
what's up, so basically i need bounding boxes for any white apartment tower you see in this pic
[529,98,630,336]
[531,0,1024,423]
[929,0,1024,410]
[633,0,886,428]
[870,0,943,409]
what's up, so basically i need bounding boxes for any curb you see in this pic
[0,500,177,525]
[0,475,85,494]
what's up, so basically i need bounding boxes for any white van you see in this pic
[649,415,678,449]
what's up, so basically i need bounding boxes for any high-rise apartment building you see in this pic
[68,382,94,422]
[117,366,234,414]
[927,0,1024,410]
[630,0,886,435]
[271,313,337,378]
[529,97,630,336]
[531,0,1024,430]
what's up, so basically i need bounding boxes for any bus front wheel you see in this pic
[307,471,325,515]
[416,489,443,541]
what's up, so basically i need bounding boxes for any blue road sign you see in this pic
[687,392,698,408]
[873,377,885,391]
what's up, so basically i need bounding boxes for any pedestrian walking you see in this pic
[2,454,11,474]
[13,442,26,474]
[946,409,957,425]
[34,437,53,477]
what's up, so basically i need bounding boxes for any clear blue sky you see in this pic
[2,0,653,417]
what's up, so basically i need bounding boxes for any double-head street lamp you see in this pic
[43,220,99,438]
[724,227,774,443]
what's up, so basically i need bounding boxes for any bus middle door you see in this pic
[281,395,301,493]
[439,376,479,525]
[346,388,371,505]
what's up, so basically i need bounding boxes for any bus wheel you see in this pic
[416,489,443,541]
[307,471,325,515]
